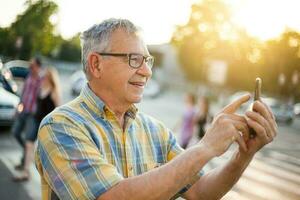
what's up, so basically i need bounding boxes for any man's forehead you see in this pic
[109,29,148,53]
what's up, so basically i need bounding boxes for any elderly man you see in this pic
[35,19,277,200]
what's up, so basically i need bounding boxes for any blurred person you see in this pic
[13,67,60,181]
[35,18,278,200]
[11,57,42,170]
[175,93,197,149]
[195,96,210,140]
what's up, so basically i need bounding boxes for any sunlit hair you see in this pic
[80,18,140,80]
[44,67,61,106]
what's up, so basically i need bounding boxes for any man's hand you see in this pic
[244,100,278,155]
[199,94,251,157]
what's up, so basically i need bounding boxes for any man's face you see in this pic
[97,29,152,105]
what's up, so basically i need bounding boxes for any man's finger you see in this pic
[246,118,269,142]
[261,100,275,120]
[226,114,247,123]
[253,101,277,135]
[231,120,249,137]
[234,131,248,152]
[260,100,278,135]
[253,101,272,121]
[222,94,251,114]
[246,111,273,138]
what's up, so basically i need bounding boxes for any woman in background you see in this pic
[195,96,210,139]
[13,67,60,181]
[178,93,197,149]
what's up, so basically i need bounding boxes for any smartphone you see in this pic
[249,77,262,138]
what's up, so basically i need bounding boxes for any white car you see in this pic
[143,79,161,98]
[70,70,86,96]
[294,103,300,117]
[4,60,30,79]
[0,84,20,126]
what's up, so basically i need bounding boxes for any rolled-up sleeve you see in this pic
[37,117,123,200]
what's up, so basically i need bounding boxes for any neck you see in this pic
[88,82,130,127]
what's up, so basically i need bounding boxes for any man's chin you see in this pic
[129,94,143,104]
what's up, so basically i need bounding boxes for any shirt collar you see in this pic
[80,83,138,119]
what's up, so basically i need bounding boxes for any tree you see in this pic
[1,0,58,59]
[171,0,300,99]
[171,0,234,82]
[0,28,16,57]
[261,31,300,99]
[56,34,81,62]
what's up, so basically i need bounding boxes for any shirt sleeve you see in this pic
[166,129,184,161]
[36,116,123,200]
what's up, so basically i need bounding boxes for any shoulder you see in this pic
[136,112,167,130]
[40,97,86,129]
[37,97,95,148]
[135,112,174,141]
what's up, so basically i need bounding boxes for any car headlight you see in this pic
[17,103,24,113]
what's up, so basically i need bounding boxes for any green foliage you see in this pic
[261,31,300,99]
[4,0,58,59]
[0,0,81,62]
[0,28,16,57]
[56,34,81,62]
[172,0,238,82]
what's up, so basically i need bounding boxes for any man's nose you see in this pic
[137,62,152,78]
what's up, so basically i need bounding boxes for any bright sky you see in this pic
[1,0,300,44]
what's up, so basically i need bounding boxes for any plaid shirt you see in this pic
[35,84,196,200]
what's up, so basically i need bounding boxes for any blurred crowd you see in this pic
[174,93,211,149]
[10,57,60,182]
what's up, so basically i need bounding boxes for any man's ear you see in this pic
[88,53,102,78]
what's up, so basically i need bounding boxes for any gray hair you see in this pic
[80,18,140,80]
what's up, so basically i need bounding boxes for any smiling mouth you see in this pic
[129,81,146,88]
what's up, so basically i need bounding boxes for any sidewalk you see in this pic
[0,132,41,200]
[0,160,32,200]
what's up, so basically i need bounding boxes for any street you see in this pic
[0,71,299,200]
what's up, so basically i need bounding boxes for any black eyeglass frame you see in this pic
[95,52,154,69]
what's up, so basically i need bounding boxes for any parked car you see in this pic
[4,60,30,79]
[70,70,161,98]
[143,79,161,98]
[263,97,294,124]
[0,62,18,95]
[294,103,300,117]
[0,84,20,126]
[226,92,294,124]
[70,70,86,96]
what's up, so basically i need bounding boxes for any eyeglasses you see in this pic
[96,52,154,69]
